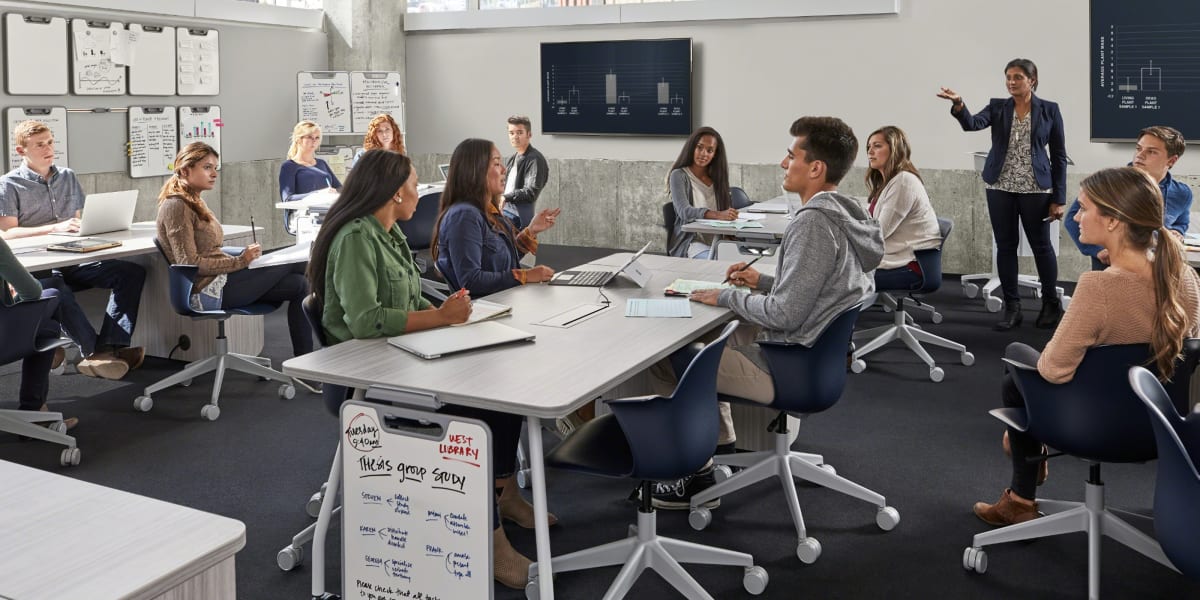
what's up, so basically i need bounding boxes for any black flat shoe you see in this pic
[994,302,1023,331]
[1035,297,1064,329]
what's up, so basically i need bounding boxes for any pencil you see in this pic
[723,255,763,284]
[250,215,257,244]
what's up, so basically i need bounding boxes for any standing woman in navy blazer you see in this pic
[939,58,1067,331]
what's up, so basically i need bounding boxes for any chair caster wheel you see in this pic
[516,468,531,489]
[985,296,1003,313]
[743,565,769,595]
[796,537,821,564]
[179,378,192,387]
[277,545,304,571]
[134,395,153,412]
[931,311,944,324]
[525,577,540,600]
[279,384,296,400]
[200,404,220,421]
[963,546,987,574]
[60,447,81,466]
[962,282,979,298]
[306,490,324,518]
[689,506,713,531]
[850,359,866,374]
[713,464,733,483]
[929,367,945,382]
[819,463,836,477]
[961,352,975,366]
[876,506,900,531]
[49,421,68,434]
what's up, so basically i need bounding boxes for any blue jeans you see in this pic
[20,289,62,410]
[41,259,145,356]
[874,265,923,292]
[985,190,1058,303]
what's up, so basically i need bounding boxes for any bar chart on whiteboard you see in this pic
[179,106,222,169]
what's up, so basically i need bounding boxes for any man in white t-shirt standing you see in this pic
[500,115,549,229]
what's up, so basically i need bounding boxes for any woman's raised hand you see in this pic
[528,208,561,234]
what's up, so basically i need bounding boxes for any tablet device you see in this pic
[46,238,122,253]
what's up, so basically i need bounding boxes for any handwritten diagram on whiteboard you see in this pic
[341,401,492,600]
[298,72,351,133]
[128,106,178,178]
[6,107,69,171]
[71,19,126,95]
[351,71,404,133]
[178,106,222,169]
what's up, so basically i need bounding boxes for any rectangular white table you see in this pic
[0,460,245,600]
[681,196,792,258]
[282,254,737,599]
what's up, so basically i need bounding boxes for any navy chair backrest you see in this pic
[1129,366,1200,579]
[0,298,52,366]
[301,293,329,347]
[1012,344,1161,462]
[909,217,952,295]
[759,305,861,415]
[731,187,751,210]
[398,191,441,252]
[609,320,738,481]
[662,202,676,251]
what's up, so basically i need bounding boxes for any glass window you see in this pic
[477,0,693,8]
[409,0,470,12]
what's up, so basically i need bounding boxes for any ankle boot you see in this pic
[994,301,1022,331]
[493,525,533,589]
[973,488,1039,527]
[1035,297,1064,329]
[498,475,558,529]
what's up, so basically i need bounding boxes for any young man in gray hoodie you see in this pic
[652,116,884,510]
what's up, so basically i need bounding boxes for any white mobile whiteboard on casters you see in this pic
[128,106,178,178]
[177,28,219,96]
[70,19,126,95]
[178,106,221,169]
[315,146,355,182]
[5,15,69,95]
[351,71,404,133]
[298,72,352,134]
[128,24,176,96]
[341,399,493,600]
[6,107,69,171]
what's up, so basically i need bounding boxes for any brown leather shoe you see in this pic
[498,475,558,529]
[51,347,66,370]
[77,352,130,380]
[115,347,145,370]
[1002,431,1049,486]
[493,525,532,590]
[39,404,78,431]
[974,488,1039,527]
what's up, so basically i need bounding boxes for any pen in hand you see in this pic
[723,255,763,284]
[250,214,257,244]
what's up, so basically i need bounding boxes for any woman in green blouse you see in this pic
[307,149,551,589]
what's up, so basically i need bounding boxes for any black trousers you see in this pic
[1000,342,1046,500]
[986,189,1058,303]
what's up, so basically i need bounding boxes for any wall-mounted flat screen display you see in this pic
[540,38,692,136]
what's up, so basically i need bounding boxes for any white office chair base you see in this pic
[135,333,294,420]
[689,427,897,562]
[965,479,1177,600]
[851,295,974,382]
[526,508,765,600]
[960,273,1070,313]
[0,410,81,466]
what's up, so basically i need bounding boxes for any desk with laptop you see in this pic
[281,250,735,600]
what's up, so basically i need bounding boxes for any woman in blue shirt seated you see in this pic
[307,149,556,589]
[279,120,342,234]
[432,138,561,297]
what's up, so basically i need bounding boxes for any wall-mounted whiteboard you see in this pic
[298,72,351,134]
[179,106,221,169]
[315,146,355,182]
[341,400,493,600]
[128,106,178,178]
[351,71,404,133]
[6,108,69,171]
[5,15,69,95]
[70,19,126,95]
[177,28,219,96]
[128,24,176,96]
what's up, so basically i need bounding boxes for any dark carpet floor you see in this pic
[2,244,1197,599]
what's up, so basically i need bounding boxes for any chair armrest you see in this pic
[604,394,660,406]
[989,407,1029,432]
[1000,357,1038,372]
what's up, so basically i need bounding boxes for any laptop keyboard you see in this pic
[564,270,611,286]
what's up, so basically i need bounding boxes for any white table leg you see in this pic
[527,417,555,600]
[312,387,365,598]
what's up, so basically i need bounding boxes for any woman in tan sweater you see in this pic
[156,142,312,357]
[864,126,942,291]
[975,167,1200,526]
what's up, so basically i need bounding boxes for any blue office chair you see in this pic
[397,190,449,302]
[1129,366,1200,581]
[662,201,677,252]
[851,218,973,382]
[527,321,768,598]
[0,296,79,465]
[135,240,296,421]
[688,306,900,564]
[962,344,1192,598]
[731,186,751,210]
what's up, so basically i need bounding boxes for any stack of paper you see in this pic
[625,298,692,318]
[454,299,513,326]
[664,279,748,296]
[694,219,765,230]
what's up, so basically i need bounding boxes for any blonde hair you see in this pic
[362,114,404,154]
[158,142,217,222]
[864,126,922,203]
[287,120,321,160]
[12,120,51,148]
[1080,167,1191,379]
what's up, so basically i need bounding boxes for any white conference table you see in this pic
[12,222,263,361]
[681,196,792,258]
[282,253,737,600]
[0,459,245,600]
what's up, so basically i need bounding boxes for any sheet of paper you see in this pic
[248,241,311,269]
[694,219,766,230]
[454,299,512,326]
[625,298,692,318]
[663,279,746,295]
[737,213,767,221]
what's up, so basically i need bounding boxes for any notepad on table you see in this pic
[453,299,512,326]
[743,204,789,214]
[625,298,692,318]
[664,279,748,296]
[693,219,765,230]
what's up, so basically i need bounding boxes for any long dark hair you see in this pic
[430,138,518,262]
[306,149,413,305]
[666,126,731,211]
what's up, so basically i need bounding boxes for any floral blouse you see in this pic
[987,112,1052,195]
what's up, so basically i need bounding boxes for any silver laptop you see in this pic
[388,321,535,359]
[438,163,451,182]
[54,190,138,237]
[550,241,652,287]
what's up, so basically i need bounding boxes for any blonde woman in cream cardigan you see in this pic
[864,126,941,291]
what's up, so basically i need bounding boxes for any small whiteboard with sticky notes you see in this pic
[6,107,69,171]
[70,19,126,95]
[315,145,355,182]
[177,28,219,96]
[341,399,493,600]
[128,106,178,178]
[298,71,352,134]
[350,71,404,133]
[178,106,221,169]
